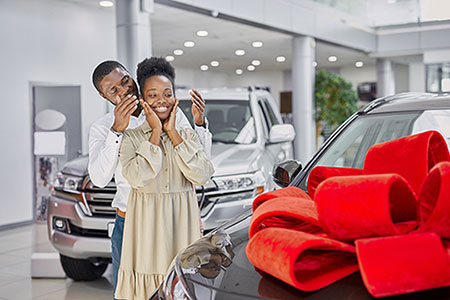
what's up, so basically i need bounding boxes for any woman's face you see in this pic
[142,75,175,121]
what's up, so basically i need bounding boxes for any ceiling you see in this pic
[150,3,375,74]
[312,0,450,27]
[69,0,377,74]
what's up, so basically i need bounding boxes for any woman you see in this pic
[115,57,214,299]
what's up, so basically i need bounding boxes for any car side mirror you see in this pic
[272,159,302,188]
[269,124,295,144]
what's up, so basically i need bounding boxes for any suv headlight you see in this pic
[213,171,265,194]
[53,172,83,194]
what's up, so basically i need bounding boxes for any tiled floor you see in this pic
[0,224,113,300]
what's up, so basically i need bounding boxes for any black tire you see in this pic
[60,254,108,281]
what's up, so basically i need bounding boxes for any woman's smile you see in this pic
[153,105,169,113]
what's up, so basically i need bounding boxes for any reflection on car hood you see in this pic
[61,155,88,177]
[176,214,395,300]
[211,143,261,177]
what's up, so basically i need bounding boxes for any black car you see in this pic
[151,93,450,300]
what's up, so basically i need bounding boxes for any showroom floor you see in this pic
[0,224,113,300]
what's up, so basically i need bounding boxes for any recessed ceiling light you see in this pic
[165,56,175,62]
[235,49,246,56]
[387,0,396,4]
[355,61,364,68]
[200,65,209,71]
[184,41,195,48]
[210,61,220,67]
[247,65,256,71]
[196,30,208,37]
[235,69,243,75]
[251,60,261,66]
[328,56,338,62]
[99,1,114,7]
[252,41,263,48]
[312,61,318,67]
[276,56,286,63]
[173,49,184,56]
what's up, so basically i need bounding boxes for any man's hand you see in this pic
[163,98,179,133]
[111,94,138,133]
[190,89,206,126]
[141,99,162,130]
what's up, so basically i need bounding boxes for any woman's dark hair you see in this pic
[136,57,176,97]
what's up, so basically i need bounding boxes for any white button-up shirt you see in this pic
[88,108,212,212]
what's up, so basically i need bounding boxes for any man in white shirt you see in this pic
[88,60,211,298]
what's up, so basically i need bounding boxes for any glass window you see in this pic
[262,99,280,126]
[257,101,270,139]
[296,112,420,191]
[427,63,450,93]
[413,109,450,149]
[178,100,256,144]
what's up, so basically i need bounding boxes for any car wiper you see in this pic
[212,138,238,144]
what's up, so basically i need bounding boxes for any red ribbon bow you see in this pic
[246,131,450,297]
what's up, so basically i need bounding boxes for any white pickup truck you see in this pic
[47,86,295,280]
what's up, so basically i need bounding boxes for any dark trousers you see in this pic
[111,215,124,300]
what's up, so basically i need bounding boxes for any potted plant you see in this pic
[315,70,358,145]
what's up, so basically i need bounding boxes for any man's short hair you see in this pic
[92,60,127,93]
[136,57,176,97]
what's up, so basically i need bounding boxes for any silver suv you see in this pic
[47,86,295,280]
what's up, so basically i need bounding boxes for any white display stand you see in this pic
[31,109,67,279]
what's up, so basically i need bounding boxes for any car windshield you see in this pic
[296,109,450,191]
[178,99,257,144]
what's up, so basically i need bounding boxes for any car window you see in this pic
[261,98,280,126]
[258,101,270,139]
[178,99,257,144]
[412,109,450,149]
[296,112,421,191]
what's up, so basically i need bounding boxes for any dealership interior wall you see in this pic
[1,0,450,228]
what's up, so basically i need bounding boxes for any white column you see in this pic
[292,36,316,164]
[116,0,153,73]
[409,63,426,92]
[376,58,395,97]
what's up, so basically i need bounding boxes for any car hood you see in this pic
[211,143,261,177]
[60,144,261,179]
[61,155,88,177]
[175,212,404,300]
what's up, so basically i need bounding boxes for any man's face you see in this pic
[98,67,138,105]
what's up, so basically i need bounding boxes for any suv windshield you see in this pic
[178,100,256,144]
[296,112,421,191]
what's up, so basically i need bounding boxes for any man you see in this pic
[88,60,211,298]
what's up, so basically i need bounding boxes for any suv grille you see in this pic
[82,178,116,217]
[81,178,221,218]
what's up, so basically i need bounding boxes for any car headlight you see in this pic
[53,172,83,194]
[213,171,265,194]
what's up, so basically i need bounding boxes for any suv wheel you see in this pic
[60,254,108,281]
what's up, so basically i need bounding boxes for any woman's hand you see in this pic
[163,97,179,133]
[141,99,162,146]
[190,89,206,126]
[141,99,162,130]
[164,98,183,146]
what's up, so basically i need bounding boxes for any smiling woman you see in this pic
[114,57,214,300]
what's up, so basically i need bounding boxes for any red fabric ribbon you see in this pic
[246,131,450,297]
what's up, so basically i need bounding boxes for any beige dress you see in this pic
[115,121,214,300]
